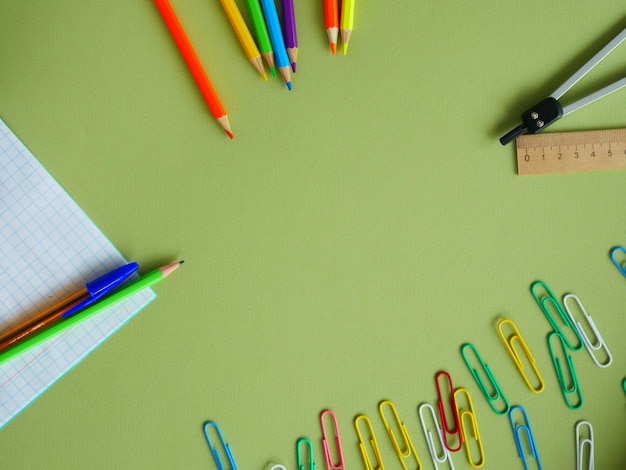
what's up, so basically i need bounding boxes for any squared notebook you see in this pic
[0,117,155,429]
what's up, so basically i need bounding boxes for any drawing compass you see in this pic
[500,27,626,145]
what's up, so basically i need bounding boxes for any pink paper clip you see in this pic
[436,371,463,452]
[320,410,345,470]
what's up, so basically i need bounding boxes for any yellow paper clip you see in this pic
[418,403,455,469]
[378,400,422,470]
[575,420,594,470]
[203,421,238,470]
[297,438,316,470]
[531,281,583,351]
[320,410,345,470]
[509,406,542,470]
[461,343,510,415]
[563,294,612,368]
[548,331,584,410]
[355,414,385,470]
[497,318,545,393]
[454,388,485,468]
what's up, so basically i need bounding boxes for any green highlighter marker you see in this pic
[0,261,183,366]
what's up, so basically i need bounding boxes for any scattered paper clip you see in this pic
[320,410,345,470]
[270,466,287,470]
[531,281,583,351]
[563,294,612,368]
[418,403,456,470]
[610,246,626,277]
[355,414,385,470]
[497,318,545,393]
[454,388,485,468]
[575,421,594,470]
[297,438,316,470]
[436,371,463,452]
[461,343,510,415]
[509,406,542,470]
[623,378,626,395]
[548,331,584,410]
[378,400,422,470]
[203,421,238,470]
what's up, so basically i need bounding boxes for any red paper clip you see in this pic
[436,371,463,452]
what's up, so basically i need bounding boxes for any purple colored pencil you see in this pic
[282,0,298,72]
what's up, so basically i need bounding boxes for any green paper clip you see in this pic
[461,343,510,416]
[531,281,584,352]
[297,438,316,470]
[548,331,584,410]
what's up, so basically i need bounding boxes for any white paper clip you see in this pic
[418,403,455,470]
[563,294,612,368]
[575,421,594,470]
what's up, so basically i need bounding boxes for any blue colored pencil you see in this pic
[259,0,292,90]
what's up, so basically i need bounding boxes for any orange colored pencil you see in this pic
[324,0,339,54]
[154,0,233,139]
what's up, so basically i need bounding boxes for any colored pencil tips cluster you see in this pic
[325,0,354,55]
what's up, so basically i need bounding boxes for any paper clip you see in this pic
[497,319,545,393]
[355,414,385,470]
[575,421,594,470]
[378,400,422,470]
[435,371,463,452]
[203,421,238,470]
[297,438,316,470]
[610,246,626,277]
[548,331,584,410]
[509,406,542,470]
[270,466,287,470]
[623,378,626,395]
[418,403,455,470]
[499,27,626,144]
[320,410,345,470]
[563,294,612,368]
[531,281,583,352]
[454,388,485,469]
[461,343,510,415]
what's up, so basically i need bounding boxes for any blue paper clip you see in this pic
[575,420,594,470]
[297,438,316,470]
[203,421,237,470]
[610,246,626,277]
[378,400,423,470]
[454,388,485,469]
[354,414,385,470]
[461,343,510,415]
[509,406,542,470]
[320,410,345,470]
[531,281,583,352]
[563,294,612,368]
[548,331,584,410]
[418,403,455,470]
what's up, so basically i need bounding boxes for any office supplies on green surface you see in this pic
[563,294,612,368]
[204,421,238,470]
[509,406,543,470]
[575,420,594,470]
[320,410,345,470]
[497,318,545,393]
[0,261,183,366]
[354,414,384,470]
[454,388,485,469]
[418,403,455,468]
[500,27,626,145]
[461,343,510,415]
[378,400,423,470]
[548,331,584,410]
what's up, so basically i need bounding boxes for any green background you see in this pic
[1,0,626,468]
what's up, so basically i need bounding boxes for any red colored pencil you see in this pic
[324,0,339,54]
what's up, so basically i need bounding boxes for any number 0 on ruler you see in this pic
[515,128,626,175]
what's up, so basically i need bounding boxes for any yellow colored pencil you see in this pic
[340,0,355,55]
[219,0,267,80]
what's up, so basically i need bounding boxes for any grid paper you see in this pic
[0,117,156,429]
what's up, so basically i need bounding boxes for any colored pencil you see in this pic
[154,0,233,138]
[219,0,267,81]
[281,0,298,73]
[259,0,292,90]
[340,0,355,55]
[246,0,276,77]
[324,0,339,54]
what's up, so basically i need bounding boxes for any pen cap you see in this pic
[86,262,139,300]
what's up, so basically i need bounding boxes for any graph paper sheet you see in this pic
[0,118,156,429]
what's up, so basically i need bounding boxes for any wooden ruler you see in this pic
[516,128,626,175]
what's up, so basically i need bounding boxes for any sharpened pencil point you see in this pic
[286,82,292,91]
[330,43,336,54]
[225,130,234,139]
[291,63,296,73]
[271,67,277,78]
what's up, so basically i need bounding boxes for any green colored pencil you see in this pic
[245,0,276,77]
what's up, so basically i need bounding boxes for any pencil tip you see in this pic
[291,63,296,73]
[271,67,277,78]
[343,43,348,55]
[178,260,185,265]
[286,82,292,91]
[330,43,336,54]
[262,73,268,81]
[226,130,234,139]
